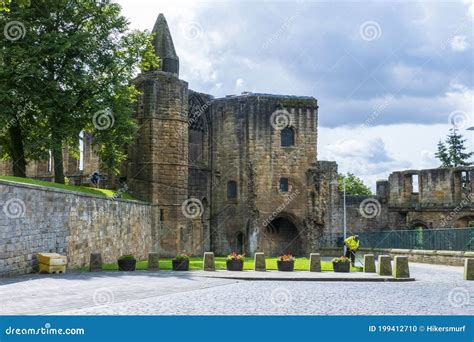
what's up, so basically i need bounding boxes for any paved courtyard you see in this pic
[0,263,473,315]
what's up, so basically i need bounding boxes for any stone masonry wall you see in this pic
[0,180,152,277]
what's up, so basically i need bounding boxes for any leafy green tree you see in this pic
[435,127,473,167]
[337,172,372,195]
[0,0,158,182]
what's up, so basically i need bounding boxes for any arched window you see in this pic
[227,181,237,199]
[281,127,294,146]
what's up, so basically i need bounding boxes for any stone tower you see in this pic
[128,14,189,255]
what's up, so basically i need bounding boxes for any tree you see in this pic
[435,140,450,167]
[0,0,158,182]
[337,172,372,196]
[435,127,473,167]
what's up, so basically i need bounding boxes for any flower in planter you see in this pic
[118,254,136,261]
[331,256,350,263]
[227,251,245,261]
[277,254,295,262]
[173,253,192,261]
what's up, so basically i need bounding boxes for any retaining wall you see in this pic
[0,180,153,276]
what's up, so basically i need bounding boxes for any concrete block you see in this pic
[464,258,474,280]
[89,253,102,272]
[254,252,266,271]
[393,256,410,278]
[309,253,321,272]
[363,254,376,273]
[377,255,392,276]
[37,253,67,266]
[148,253,159,271]
[203,252,215,271]
[39,263,66,274]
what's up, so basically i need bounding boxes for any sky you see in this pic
[116,0,473,191]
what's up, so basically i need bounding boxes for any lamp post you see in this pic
[331,177,347,254]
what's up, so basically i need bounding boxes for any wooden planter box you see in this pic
[118,259,136,272]
[332,262,350,273]
[277,260,295,272]
[172,260,189,271]
[226,260,244,271]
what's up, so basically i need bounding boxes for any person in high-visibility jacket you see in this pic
[344,235,360,266]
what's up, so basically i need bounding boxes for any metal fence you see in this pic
[321,227,474,251]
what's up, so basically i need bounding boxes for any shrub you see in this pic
[227,251,245,261]
[332,256,350,263]
[173,253,191,261]
[277,254,295,261]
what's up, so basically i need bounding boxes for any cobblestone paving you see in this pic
[1,263,473,315]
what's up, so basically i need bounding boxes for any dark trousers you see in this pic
[345,249,355,265]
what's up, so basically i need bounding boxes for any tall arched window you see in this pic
[227,181,237,199]
[281,127,295,146]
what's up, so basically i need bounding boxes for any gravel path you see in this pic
[0,263,472,315]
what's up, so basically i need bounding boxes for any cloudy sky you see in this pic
[117,0,473,191]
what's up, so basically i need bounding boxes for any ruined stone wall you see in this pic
[0,180,152,277]
[0,133,100,186]
[209,94,321,256]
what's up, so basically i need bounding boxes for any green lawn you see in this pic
[0,175,139,201]
[100,257,363,272]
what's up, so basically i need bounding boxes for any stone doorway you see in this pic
[236,232,245,254]
[261,217,303,256]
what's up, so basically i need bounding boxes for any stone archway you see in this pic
[261,216,303,256]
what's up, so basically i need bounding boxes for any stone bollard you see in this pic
[89,253,102,272]
[203,252,215,271]
[363,254,376,273]
[464,258,474,280]
[392,256,410,278]
[377,255,392,276]
[148,253,159,271]
[254,252,266,271]
[309,253,321,272]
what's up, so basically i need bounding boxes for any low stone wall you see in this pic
[0,180,153,277]
[314,247,474,266]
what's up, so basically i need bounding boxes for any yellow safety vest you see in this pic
[344,236,360,251]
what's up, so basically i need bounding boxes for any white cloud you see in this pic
[450,35,470,51]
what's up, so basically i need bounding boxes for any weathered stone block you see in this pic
[89,253,102,272]
[464,258,474,280]
[254,252,266,271]
[203,252,215,271]
[392,256,410,278]
[309,253,321,272]
[363,254,376,273]
[148,253,159,271]
[377,255,392,276]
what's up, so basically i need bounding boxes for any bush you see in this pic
[332,256,350,263]
[173,253,191,261]
[278,254,295,261]
[227,251,245,261]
